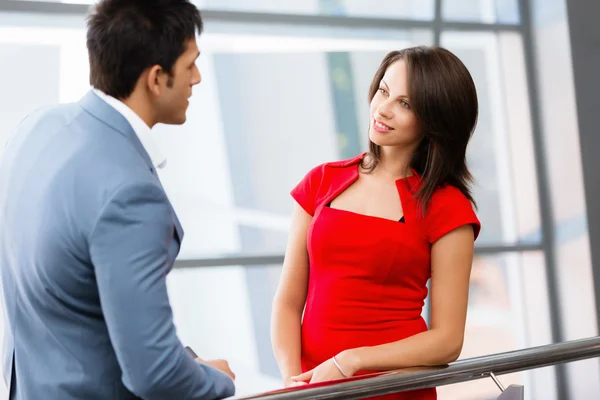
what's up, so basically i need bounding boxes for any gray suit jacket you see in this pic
[0,91,235,399]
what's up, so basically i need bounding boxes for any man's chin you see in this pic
[159,115,187,126]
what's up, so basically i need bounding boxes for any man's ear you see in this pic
[146,65,166,97]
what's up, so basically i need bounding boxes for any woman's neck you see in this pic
[375,146,414,179]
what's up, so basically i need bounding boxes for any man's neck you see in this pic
[120,92,155,128]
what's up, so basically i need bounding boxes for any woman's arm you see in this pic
[270,204,312,387]
[293,224,475,383]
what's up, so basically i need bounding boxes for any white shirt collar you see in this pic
[92,88,167,169]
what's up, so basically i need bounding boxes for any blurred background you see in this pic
[1,0,599,399]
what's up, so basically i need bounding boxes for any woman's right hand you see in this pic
[284,377,309,388]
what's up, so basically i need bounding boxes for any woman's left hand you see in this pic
[291,351,358,384]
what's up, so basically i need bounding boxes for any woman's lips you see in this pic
[373,119,394,133]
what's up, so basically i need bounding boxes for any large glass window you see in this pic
[443,0,520,24]
[197,0,435,20]
[439,251,557,399]
[168,265,283,396]
[15,0,436,20]
[441,31,542,246]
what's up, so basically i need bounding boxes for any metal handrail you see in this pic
[172,242,543,268]
[233,336,600,399]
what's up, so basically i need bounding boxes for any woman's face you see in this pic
[368,60,422,149]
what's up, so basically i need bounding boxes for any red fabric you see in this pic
[290,153,480,400]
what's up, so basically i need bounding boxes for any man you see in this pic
[0,1,235,399]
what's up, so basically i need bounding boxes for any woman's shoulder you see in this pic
[325,153,366,168]
[291,153,365,216]
[430,183,472,204]
[304,153,366,180]
[424,183,480,242]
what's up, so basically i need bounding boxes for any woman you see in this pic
[270,46,481,400]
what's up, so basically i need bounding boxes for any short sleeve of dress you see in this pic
[425,186,481,243]
[290,165,325,216]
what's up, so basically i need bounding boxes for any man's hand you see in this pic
[197,358,236,380]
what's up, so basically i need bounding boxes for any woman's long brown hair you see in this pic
[362,46,479,215]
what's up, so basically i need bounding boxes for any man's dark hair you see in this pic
[86,0,203,99]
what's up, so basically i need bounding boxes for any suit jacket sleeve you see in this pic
[89,181,235,400]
